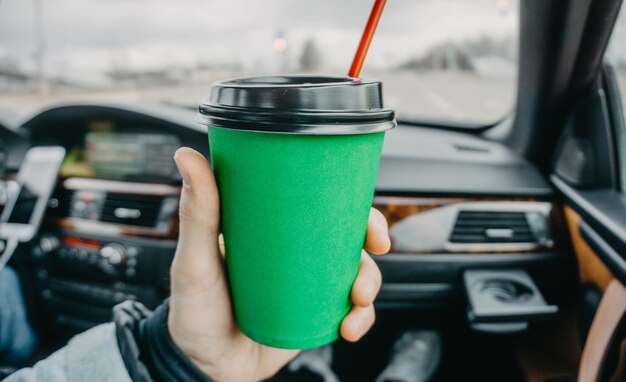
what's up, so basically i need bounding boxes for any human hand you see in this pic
[168,147,391,382]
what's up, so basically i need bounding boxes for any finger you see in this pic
[340,305,376,343]
[171,147,223,295]
[351,251,382,307]
[364,208,391,255]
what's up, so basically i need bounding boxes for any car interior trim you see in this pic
[563,206,615,292]
[578,279,626,382]
[63,178,181,196]
[552,175,626,263]
[374,196,554,253]
[508,0,620,170]
[579,220,626,287]
[602,64,626,192]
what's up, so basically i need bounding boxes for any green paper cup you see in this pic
[195,75,395,349]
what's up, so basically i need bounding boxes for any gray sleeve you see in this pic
[6,323,131,382]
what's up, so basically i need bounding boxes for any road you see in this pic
[0,70,516,126]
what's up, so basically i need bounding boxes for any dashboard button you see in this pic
[77,249,89,261]
[98,243,127,273]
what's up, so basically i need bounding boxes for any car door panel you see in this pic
[564,206,615,292]
[541,65,626,382]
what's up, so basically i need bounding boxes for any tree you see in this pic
[299,38,322,72]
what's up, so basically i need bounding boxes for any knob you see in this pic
[32,233,59,259]
[99,243,127,273]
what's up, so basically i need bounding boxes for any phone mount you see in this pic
[0,146,65,271]
[0,179,20,272]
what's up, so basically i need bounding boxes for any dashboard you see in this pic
[0,103,570,340]
[2,104,210,338]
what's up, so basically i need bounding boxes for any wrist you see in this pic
[115,300,214,382]
[166,309,221,381]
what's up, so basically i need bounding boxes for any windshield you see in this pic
[0,0,518,126]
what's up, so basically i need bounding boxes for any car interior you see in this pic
[1,0,626,381]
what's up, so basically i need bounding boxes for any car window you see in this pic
[607,7,626,193]
[607,6,626,190]
[0,0,518,127]
[608,7,626,108]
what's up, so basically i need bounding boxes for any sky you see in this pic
[0,0,519,84]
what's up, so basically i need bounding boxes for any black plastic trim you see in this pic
[196,106,395,135]
[197,75,396,135]
[377,283,457,310]
[603,63,626,192]
[552,89,617,188]
[375,252,564,284]
[376,158,554,198]
[374,252,566,310]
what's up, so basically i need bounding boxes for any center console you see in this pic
[28,177,180,336]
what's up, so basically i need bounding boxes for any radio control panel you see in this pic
[29,231,176,335]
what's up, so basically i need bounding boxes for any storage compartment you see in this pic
[463,269,558,332]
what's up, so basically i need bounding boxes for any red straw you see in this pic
[348,0,388,78]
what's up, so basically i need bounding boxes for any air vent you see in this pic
[450,211,535,243]
[100,193,164,227]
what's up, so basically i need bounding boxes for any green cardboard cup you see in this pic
[195,75,395,349]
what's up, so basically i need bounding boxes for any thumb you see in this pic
[170,147,223,296]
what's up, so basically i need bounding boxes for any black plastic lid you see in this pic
[196,75,396,135]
